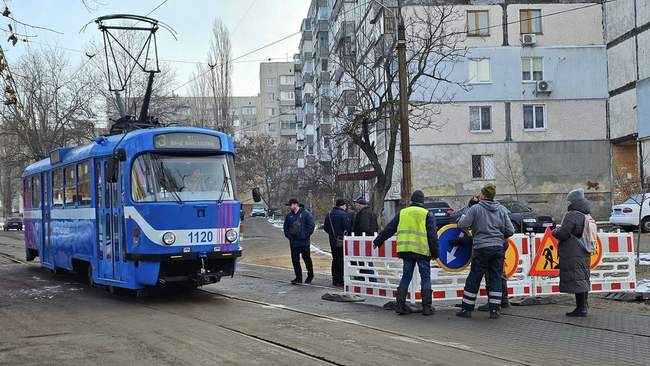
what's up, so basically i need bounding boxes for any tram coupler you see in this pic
[195,270,223,286]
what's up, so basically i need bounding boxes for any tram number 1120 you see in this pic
[188,231,214,244]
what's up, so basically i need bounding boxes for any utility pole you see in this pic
[396,0,412,204]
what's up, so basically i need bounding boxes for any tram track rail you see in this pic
[2,244,648,365]
[198,288,537,366]
[136,298,345,365]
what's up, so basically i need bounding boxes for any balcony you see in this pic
[334,21,354,43]
[314,19,329,34]
[373,33,395,66]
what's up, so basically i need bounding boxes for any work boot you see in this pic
[421,289,434,316]
[477,303,489,312]
[304,275,314,284]
[455,309,472,318]
[395,287,411,315]
[291,278,302,285]
[489,310,500,319]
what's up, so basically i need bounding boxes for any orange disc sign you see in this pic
[590,236,603,270]
[503,238,519,279]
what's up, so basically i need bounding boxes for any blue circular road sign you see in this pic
[435,224,472,272]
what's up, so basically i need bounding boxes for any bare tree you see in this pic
[328,4,466,220]
[237,134,296,211]
[187,64,214,127]
[613,148,650,263]
[207,20,233,132]
[496,144,525,200]
[0,48,98,161]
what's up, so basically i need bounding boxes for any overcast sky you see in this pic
[4,0,310,96]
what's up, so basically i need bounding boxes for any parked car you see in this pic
[250,203,267,217]
[609,194,650,232]
[498,199,555,233]
[3,214,23,231]
[423,201,455,229]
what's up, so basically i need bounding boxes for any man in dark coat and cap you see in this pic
[324,198,353,287]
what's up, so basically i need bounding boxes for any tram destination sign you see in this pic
[154,133,221,150]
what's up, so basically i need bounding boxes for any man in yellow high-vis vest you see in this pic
[373,191,439,315]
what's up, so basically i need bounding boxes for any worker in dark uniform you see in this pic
[373,191,438,316]
[456,184,514,319]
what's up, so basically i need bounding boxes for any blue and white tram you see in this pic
[22,127,242,290]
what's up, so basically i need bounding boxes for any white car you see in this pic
[609,194,650,232]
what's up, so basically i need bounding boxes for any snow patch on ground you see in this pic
[311,244,332,258]
[639,253,650,266]
[636,279,650,293]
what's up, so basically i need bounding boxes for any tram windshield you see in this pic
[131,153,236,203]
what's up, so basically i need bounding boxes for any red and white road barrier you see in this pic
[344,231,636,303]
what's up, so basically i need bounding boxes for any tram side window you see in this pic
[53,169,63,208]
[77,161,91,206]
[32,175,41,209]
[64,166,76,207]
[24,178,31,210]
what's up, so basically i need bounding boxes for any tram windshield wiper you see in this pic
[157,160,183,204]
[216,175,230,205]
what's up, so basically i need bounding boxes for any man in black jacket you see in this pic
[352,197,379,236]
[283,198,316,285]
[324,198,353,287]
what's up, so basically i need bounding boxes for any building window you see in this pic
[321,59,328,71]
[520,9,542,34]
[265,78,275,87]
[266,92,275,102]
[383,8,397,34]
[266,108,275,117]
[280,75,294,85]
[472,155,495,180]
[242,106,256,115]
[467,10,489,36]
[280,91,295,101]
[468,59,490,83]
[281,122,296,130]
[268,122,277,132]
[523,104,546,130]
[521,57,543,81]
[470,106,491,132]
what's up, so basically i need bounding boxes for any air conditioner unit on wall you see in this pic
[536,80,553,94]
[521,33,536,46]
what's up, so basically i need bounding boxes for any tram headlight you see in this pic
[162,232,176,245]
[225,229,238,243]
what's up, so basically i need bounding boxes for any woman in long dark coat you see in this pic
[552,188,591,317]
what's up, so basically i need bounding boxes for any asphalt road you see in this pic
[1,221,650,365]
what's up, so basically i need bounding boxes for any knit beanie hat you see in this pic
[481,184,496,200]
[410,190,425,204]
[567,188,585,204]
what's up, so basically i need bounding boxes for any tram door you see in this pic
[95,159,125,281]
[41,172,52,266]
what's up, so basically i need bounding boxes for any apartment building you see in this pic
[302,0,613,219]
[257,62,298,147]
[231,96,259,141]
[604,0,650,203]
